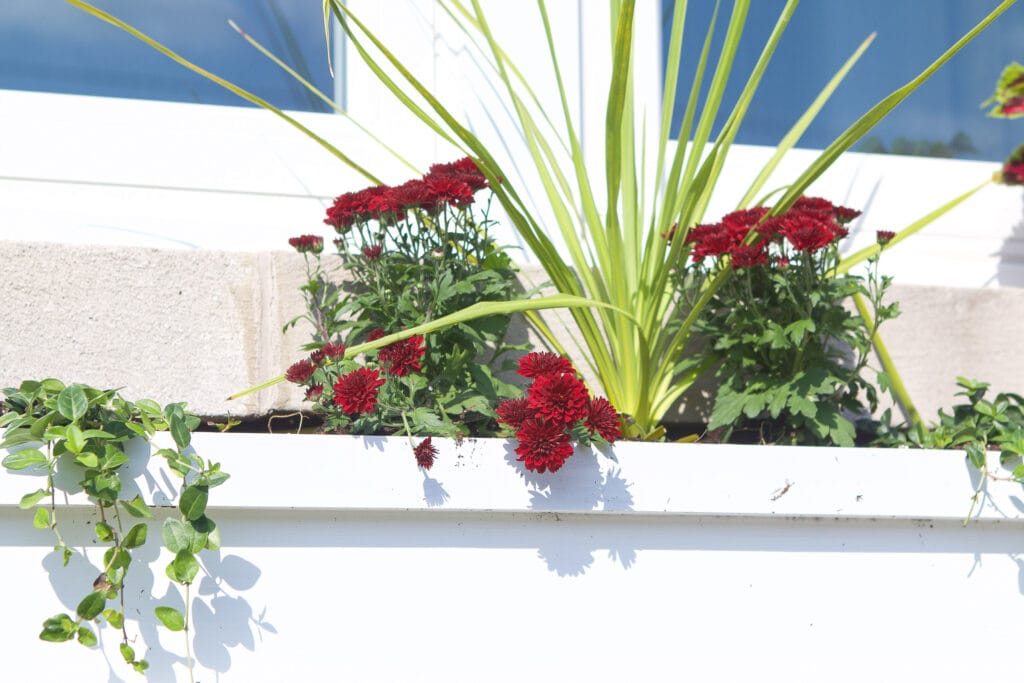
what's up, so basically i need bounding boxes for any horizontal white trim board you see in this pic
[4,433,1024,682]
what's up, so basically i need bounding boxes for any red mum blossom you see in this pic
[304,384,324,401]
[288,235,324,254]
[496,397,535,430]
[309,349,325,365]
[413,436,439,470]
[428,157,489,192]
[585,397,621,443]
[730,243,768,269]
[322,342,346,359]
[528,372,589,424]
[756,215,785,239]
[367,328,387,342]
[285,359,315,384]
[779,213,837,252]
[424,175,475,208]
[332,367,386,415]
[378,335,426,376]
[792,196,836,216]
[686,223,734,260]
[391,179,434,211]
[876,230,896,246]
[721,207,770,241]
[1000,144,1024,186]
[774,255,790,268]
[516,352,576,379]
[515,417,575,473]
[363,245,383,260]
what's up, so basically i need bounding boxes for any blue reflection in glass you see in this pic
[0,0,333,113]
[661,1,1023,161]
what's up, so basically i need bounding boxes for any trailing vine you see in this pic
[0,379,228,679]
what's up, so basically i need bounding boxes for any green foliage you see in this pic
[981,61,1024,119]
[0,379,229,677]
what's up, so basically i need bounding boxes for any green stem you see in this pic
[852,292,923,428]
[184,582,194,683]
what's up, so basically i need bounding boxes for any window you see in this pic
[0,0,334,112]
[661,1,1021,161]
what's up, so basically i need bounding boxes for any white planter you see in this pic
[2,433,1022,682]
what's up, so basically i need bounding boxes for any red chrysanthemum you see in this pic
[304,384,324,401]
[391,179,434,211]
[363,245,383,260]
[309,349,325,365]
[730,243,768,269]
[285,359,315,384]
[322,342,346,359]
[527,372,590,424]
[428,157,489,192]
[413,436,438,470]
[332,367,386,415]
[686,223,735,260]
[367,328,387,342]
[288,235,324,254]
[721,207,770,240]
[378,335,425,376]
[424,175,475,208]
[779,213,837,252]
[515,417,575,473]
[516,352,576,379]
[585,397,622,443]
[876,230,896,246]
[496,397,535,430]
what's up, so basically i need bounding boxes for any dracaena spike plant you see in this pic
[68,0,1018,436]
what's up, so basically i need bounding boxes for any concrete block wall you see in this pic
[2,240,1022,427]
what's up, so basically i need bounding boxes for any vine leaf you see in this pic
[179,485,209,521]
[2,448,47,471]
[57,385,88,422]
[120,494,154,519]
[76,591,107,621]
[154,606,185,631]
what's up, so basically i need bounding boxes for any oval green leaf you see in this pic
[162,518,191,553]
[76,591,107,620]
[123,523,148,549]
[65,424,85,454]
[169,416,191,450]
[2,448,47,471]
[19,488,48,510]
[94,522,114,542]
[119,494,154,519]
[120,642,135,663]
[179,485,209,521]
[166,550,199,584]
[57,385,88,422]
[39,614,75,643]
[77,624,98,648]
[154,606,185,632]
[33,506,50,529]
[103,608,124,629]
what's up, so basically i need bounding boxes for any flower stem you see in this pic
[852,292,923,428]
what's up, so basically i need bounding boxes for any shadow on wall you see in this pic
[996,194,1024,287]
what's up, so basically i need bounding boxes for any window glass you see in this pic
[662,1,1022,161]
[0,0,333,112]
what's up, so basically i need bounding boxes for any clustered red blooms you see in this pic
[288,234,324,254]
[324,156,490,233]
[1001,144,1024,186]
[497,352,621,474]
[362,245,383,260]
[285,359,315,384]
[377,335,426,377]
[333,367,387,415]
[680,196,860,269]
[287,343,348,385]
[413,436,438,470]
[876,230,896,246]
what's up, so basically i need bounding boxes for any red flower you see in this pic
[721,207,770,240]
[1000,145,1024,186]
[585,397,621,443]
[496,397,535,430]
[413,436,438,470]
[367,328,387,342]
[686,223,734,260]
[428,157,489,192]
[309,349,325,365]
[288,235,324,254]
[378,335,425,376]
[876,230,896,246]
[527,373,589,424]
[363,245,383,260]
[779,213,837,252]
[285,359,315,384]
[424,175,474,208]
[516,352,576,379]
[391,179,434,211]
[332,367,386,415]
[730,243,768,269]
[515,417,575,473]
[322,342,346,359]
[661,222,679,241]
[304,384,324,400]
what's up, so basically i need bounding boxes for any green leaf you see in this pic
[76,591,107,620]
[154,606,185,631]
[19,488,48,510]
[198,470,230,488]
[2,448,47,471]
[57,385,88,422]
[39,614,76,642]
[966,443,987,470]
[75,452,99,468]
[120,642,135,663]
[94,522,114,543]
[166,550,199,584]
[204,525,222,551]
[179,485,209,521]
[65,424,86,454]
[162,518,191,553]
[119,494,154,519]
[169,415,191,449]
[133,660,150,673]
[33,506,50,529]
[103,608,124,629]
[123,523,148,549]
[77,624,98,648]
